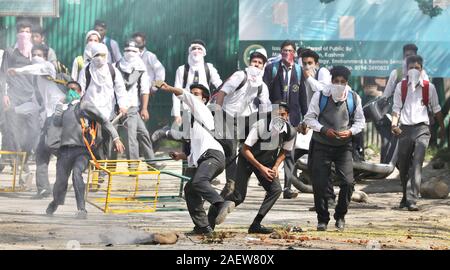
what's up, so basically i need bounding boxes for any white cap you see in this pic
[250,48,268,63]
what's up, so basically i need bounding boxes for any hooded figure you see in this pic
[79,42,128,120]
[71,30,102,81]
[171,40,222,122]
[118,40,146,74]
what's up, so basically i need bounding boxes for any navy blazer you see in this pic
[263,61,308,127]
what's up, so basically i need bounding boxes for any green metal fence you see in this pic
[0,0,239,131]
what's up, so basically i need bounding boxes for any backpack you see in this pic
[319,90,357,122]
[183,62,215,91]
[271,60,302,88]
[400,79,434,125]
[115,62,144,91]
[76,55,84,74]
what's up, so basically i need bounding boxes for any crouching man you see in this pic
[212,102,296,234]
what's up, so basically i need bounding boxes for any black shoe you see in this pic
[31,189,52,200]
[151,126,170,144]
[317,222,328,231]
[283,189,298,199]
[188,225,214,236]
[75,210,88,219]
[407,204,419,211]
[46,201,58,216]
[248,224,274,234]
[399,200,407,209]
[207,205,218,230]
[335,218,345,231]
[215,201,235,225]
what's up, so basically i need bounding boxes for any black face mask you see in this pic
[137,44,145,49]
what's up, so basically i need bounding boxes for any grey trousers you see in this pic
[283,146,295,190]
[311,141,354,224]
[184,149,225,228]
[35,119,55,193]
[52,146,89,211]
[397,124,430,205]
[125,107,156,161]
[225,154,282,220]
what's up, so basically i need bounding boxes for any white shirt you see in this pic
[13,62,65,117]
[221,70,271,117]
[171,63,222,117]
[177,90,224,167]
[305,67,332,106]
[245,119,295,151]
[304,88,366,136]
[140,49,165,93]
[103,37,122,64]
[383,69,430,99]
[78,65,129,119]
[392,80,441,126]
[125,70,150,108]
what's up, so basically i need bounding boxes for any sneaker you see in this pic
[283,189,298,199]
[335,218,345,231]
[75,210,88,219]
[215,201,235,225]
[187,225,214,236]
[46,201,58,216]
[248,224,274,234]
[151,126,170,144]
[317,222,328,231]
[31,189,52,200]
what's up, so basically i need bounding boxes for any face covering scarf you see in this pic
[407,69,421,90]
[270,116,287,133]
[16,32,33,59]
[245,66,264,87]
[330,84,349,103]
[188,44,206,67]
[89,43,111,87]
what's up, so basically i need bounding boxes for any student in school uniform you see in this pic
[157,81,229,236]
[391,55,445,211]
[304,66,366,232]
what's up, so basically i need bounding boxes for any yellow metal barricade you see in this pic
[0,151,27,192]
[85,159,190,214]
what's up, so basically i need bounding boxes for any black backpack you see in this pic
[183,62,217,92]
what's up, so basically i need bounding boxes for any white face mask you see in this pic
[31,56,45,64]
[190,50,204,63]
[330,84,347,103]
[246,66,263,87]
[407,69,421,88]
[270,116,286,133]
[124,51,138,62]
[92,56,107,68]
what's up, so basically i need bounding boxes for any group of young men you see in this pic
[0,20,445,234]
